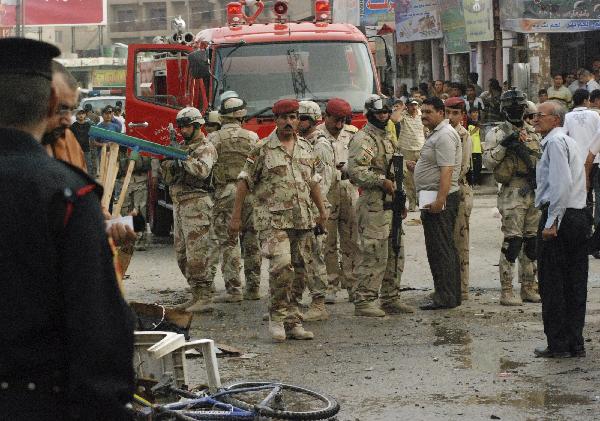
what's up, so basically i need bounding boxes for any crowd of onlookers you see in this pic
[390,59,600,185]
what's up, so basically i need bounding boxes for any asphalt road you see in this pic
[125,195,600,420]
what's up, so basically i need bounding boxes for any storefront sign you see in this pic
[92,69,126,88]
[395,0,442,42]
[360,0,395,26]
[440,0,470,54]
[463,0,494,42]
[500,0,600,32]
[0,0,106,26]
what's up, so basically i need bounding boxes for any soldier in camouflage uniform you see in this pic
[229,99,328,342]
[209,94,261,302]
[295,100,335,321]
[348,94,415,317]
[120,154,153,250]
[483,89,542,306]
[316,98,360,303]
[445,97,473,300]
[161,107,217,312]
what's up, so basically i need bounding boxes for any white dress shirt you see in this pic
[535,127,586,229]
[563,107,600,163]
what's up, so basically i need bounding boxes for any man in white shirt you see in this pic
[533,100,589,359]
[564,89,600,227]
[572,69,600,93]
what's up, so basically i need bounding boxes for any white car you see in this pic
[80,96,125,114]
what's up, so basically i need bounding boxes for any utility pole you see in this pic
[15,0,23,37]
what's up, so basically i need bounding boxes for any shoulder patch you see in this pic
[361,144,375,157]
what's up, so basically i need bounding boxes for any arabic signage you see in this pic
[0,0,106,27]
[440,0,470,54]
[92,69,126,87]
[360,0,395,26]
[463,0,494,42]
[395,0,443,42]
[500,0,600,32]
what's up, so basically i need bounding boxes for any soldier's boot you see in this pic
[500,281,522,306]
[302,297,329,322]
[134,232,148,251]
[521,282,541,303]
[186,288,215,313]
[324,286,339,304]
[212,290,243,303]
[354,300,386,317]
[269,321,286,343]
[286,323,314,340]
[174,293,198,310]
[381,299,415,314]
[243,286,261,301]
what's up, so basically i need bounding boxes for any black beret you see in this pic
[0,38,60,80]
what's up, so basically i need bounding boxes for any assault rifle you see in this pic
[502,131,540,197]
[383,153,406,276]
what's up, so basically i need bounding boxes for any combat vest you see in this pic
[493,122,541,185]
[165,136,214,192]
[212,125,257,188]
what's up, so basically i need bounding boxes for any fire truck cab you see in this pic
[125,0,381,234]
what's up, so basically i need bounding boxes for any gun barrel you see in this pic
[89,126,188,160]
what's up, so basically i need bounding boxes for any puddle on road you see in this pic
[467,389,595,410]
[433,326,471,346]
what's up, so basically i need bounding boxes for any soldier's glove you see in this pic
[500,132,519,148]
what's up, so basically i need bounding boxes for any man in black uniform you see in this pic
[0,38,134,419]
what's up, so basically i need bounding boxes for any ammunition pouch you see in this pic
[523,237,537,261]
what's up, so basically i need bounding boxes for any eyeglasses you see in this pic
[530,112,555,119]
[58,104,76,115]
[299,115,314,122]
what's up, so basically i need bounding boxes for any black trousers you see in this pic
[537,207,589,353]
[421,191,461,307]
[467,153,482,185]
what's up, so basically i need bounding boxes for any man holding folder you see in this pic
[408,97,462,310]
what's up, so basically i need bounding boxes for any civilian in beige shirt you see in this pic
[393,97,426,211]
[547,74,572,108]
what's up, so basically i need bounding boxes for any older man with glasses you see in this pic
[42,61,87,172]
[532,101,589,359]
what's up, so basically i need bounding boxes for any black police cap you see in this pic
[0,38,60,80]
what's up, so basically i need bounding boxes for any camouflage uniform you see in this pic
[161,133,217,303]
[483,122,541,303]
[316,123,360,297]
[238,131,319,324]
[348,122,406,310]
[209,122,260,297]
[294,129,335,304]
[120,155,153,249]
[451,124,473,298]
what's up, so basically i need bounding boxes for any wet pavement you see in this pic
[125,195,600,420]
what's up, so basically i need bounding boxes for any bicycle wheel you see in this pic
[216,381,340,420]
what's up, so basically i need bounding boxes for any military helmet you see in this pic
[220,90,240,102]
[206,110,221,124]
[364,94,390,115]
[220,96,247,118]
[298,100,322,121]
[500,88,527,124]
[176,107,205,127]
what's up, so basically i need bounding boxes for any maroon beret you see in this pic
[272,99,299,115]
[326,98,352,118]
[444,96,465,109]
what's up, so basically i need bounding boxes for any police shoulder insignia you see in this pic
[361,144,375,157]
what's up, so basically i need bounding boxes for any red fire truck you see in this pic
[125,0,383,234]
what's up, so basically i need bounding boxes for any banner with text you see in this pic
[441,0,470,54]
[360,0,396,26]
[395,0,442,42]
[0,0,106,27]
[463,0,494,42]
[500,0,600,33]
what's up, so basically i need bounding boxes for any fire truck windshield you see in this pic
[213,41,376,116]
